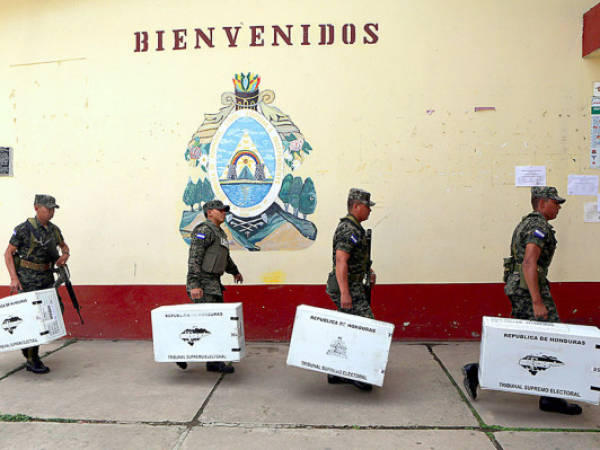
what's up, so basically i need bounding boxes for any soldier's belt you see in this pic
[513,263,548,276]
[348,273,365,282]
[19,259,52,271]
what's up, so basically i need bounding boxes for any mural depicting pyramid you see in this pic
[238,166,254,180]
[220,131,272,181]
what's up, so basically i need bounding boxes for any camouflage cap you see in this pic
[531,186,566,204]
[34,194,60,209]
[348,188,375,207]
[203,199,230,214]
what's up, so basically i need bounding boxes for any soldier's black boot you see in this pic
[24,346,49,374]
[462,363,479,400]
[26,358,50,374]
[206,361,234,374]
[327,374,350,384]
[539,396,582,415]
[175,362,188,370]
[26,347,50,374]
[351,380,373,391]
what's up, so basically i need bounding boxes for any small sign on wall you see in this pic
[0,147,13,176]
[591,96,600,169]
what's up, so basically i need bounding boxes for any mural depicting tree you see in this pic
[193,178,204,211]
[183,178,196,211]
[279,173,293,211]
[289,176,303,217]
[299,177,316,219]
[202,178,215,204]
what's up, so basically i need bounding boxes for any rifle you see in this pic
[54,265,84,324]
[364,229,373,306]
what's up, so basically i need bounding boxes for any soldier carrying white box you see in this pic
[463,186,584,415]
[182,199,244,374]
[325,188,377,391]
[3,194,71,374]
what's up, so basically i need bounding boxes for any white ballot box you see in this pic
[151,303,245,363]
[0,288,66,353]
[286,305,394,387]
[479,316,600,405]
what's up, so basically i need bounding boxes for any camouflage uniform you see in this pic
[9,217,63,294]
[9,212,64,364]
[326,188,374,319]
[503,187,565,323]
[463,187,579,412]
[186,220,239,303]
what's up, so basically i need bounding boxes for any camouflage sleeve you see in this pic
[333,222,359,254]
[523,219,550,249]
[225,254,239,276]
[186,224,214,290]
[51,223,65,245]
[8,223,26,248]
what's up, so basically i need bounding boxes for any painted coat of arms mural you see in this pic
[180,73,317,251]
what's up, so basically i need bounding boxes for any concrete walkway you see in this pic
[0,341,598,449]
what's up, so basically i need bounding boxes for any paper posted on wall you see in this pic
[584,202,600,223]
[515,166,546,186]
[567,175,599,196]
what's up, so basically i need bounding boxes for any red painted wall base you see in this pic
[1,283,598,340]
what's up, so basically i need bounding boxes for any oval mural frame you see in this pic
[208,109,284,218]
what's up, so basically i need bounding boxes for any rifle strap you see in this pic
[25,218,63,259]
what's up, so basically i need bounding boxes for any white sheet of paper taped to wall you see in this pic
[567,175,599,196]
[515,166,546,186]
[584,202,600,222]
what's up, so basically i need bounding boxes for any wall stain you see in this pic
[261,270,286,284]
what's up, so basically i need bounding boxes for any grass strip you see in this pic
[0,413,32,422]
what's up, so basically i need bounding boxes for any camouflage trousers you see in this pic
[18,268,54,293]
[190,294,223,304]
[326,276,374,319]
[508,288,560,323]
[187,273,225,304]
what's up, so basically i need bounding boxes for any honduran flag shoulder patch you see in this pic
[533,229,546,239]
[195,233,206,240]
[349,234,359,244]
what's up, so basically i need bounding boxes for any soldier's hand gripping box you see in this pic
[286,305,394,387]
[151,303,245,362]
[0,288,66,353]
[479,316,600,404]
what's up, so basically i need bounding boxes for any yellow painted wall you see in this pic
[1,0,600,285]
